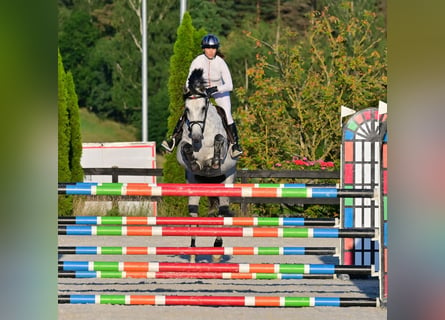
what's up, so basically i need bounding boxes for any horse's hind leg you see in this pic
[212,197,233,263]
[208,197,222,263]
[188,197,199,263]
[211,134,224,169]
[208,196,219,216]
[212,236,223,263]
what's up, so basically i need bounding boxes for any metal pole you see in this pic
[142,0,148,141]
[180,0,186,23]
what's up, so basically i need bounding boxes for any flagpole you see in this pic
[180,0,186,22]
[142,0,148,142]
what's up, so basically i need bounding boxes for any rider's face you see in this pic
[204,48,217,59]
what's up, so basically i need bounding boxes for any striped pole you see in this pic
[58,216,338,227]
[60,182,337,189]
[58,294,379,307]
[58,271,336,280]
[58,261,373,275]
[58,182,375,198]
[58,246,336,256]
[58,225,375,238]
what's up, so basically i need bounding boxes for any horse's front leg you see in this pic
[211,134,224,169]
[181,143,201,172]
[188,197,200,263]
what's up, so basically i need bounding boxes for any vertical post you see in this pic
[240,170,248,216]
[180,0,187,23]
[111,166,119,211]
[111,166,119,183]
[379,111,388,304]
[142,0,148,142]
[340,107,387,303]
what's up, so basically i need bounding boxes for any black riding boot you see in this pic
[228,123,243,157]
[161,113,185,152]
[214,105,243,158]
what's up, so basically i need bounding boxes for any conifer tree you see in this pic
[66,71,84,182]
[58,49,73,215]
[161,13,204,215]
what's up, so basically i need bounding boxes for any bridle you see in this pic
[184,92,210,134]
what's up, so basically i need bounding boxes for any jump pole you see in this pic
[58,182,376,198]
[58,246,337,256]
[58,225,376,238]
[59,261,374,275]
[58,216,338,227]
[58,294,379,307]
[61,182,337,189]
[58,270,336,280]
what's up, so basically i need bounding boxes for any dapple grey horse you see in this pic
[177,68,238,262]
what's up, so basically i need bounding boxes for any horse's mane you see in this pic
[184,68,207,99]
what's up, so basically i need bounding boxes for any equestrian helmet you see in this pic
[201,34,220,49]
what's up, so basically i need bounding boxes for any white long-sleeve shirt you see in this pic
[187,54,233,93]
[187,54,234,124]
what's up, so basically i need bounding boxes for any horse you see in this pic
[176,68,238,263]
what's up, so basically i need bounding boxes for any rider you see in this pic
[162,34,243,157]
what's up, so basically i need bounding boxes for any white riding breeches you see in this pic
[213,91,233,125]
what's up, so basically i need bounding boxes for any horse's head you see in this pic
[184,93,209,145]
[183,69,211,146]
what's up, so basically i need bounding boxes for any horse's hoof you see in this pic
[190,161,201,172]
[218,206,234,217]
[190,255,196,263]
[211,159,220,169]
[214,238,223,247]
[212,255,222,263]
[338,274,350,281]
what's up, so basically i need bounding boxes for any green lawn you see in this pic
[79,107,165,169]
[79,107,139,143]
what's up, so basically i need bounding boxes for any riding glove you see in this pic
[206,86,218,96]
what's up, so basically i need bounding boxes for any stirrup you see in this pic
[231,144,243,158]
[161,138,175,152]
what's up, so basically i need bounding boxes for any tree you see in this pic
[58,50,84,215]
[59,0,179,145]
[236,1,386,168]
[58,10,101,108]
[58,50,73,215]
[145,0,180,144]
[65,71,84,182]
[189,0,229,36]
[224,20,278,110]
[161,12,204,215]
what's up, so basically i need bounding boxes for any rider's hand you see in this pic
[206,86,218,96]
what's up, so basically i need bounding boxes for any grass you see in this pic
[79,106,165,175]
[76,107,166,216]
[79,107,139,142]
